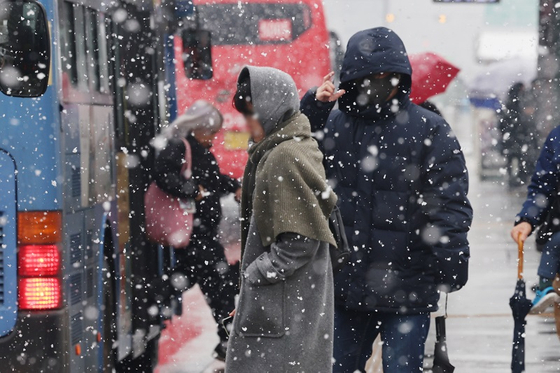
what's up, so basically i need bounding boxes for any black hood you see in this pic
[339,27,412,119]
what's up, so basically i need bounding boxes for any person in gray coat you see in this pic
[225,65,337,373]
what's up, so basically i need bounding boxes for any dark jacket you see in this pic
[499,83,533,157]
[153,136,240,237]
[301,27,472,313]
[517,126,560,228]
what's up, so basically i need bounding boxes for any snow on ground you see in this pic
[156,238,240,373]
[156,287,219,373]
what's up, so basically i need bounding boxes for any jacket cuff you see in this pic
[181,181,198,198]
[310,88,337,109]
[515,216,536,232]
[301,89,336,111]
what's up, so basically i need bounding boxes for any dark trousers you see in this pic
[333,306,430,373]
[538,231,560,280]
[174,233,238,343]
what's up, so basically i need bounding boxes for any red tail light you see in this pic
[18,245,60,277]
[17,210,63,311]
[18,278,62,310]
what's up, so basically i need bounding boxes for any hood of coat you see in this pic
[338,27,413,119]
[238,66,300,136]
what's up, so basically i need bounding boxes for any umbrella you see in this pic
[409,52,460,104]
[432,292,455,373]
[432,316,455,373]
[469,58,537,102]
[510,236,533,373]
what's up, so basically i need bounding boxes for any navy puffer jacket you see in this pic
[517,126,560,227]
[301,27,472,313]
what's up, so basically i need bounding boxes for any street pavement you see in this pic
[156,166,560,373]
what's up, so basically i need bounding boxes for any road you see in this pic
[155,165,560,373]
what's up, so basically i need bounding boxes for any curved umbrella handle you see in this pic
[518,233,524,280]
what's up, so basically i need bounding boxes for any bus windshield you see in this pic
[197,3,312,45]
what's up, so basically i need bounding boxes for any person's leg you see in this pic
[172,246,198,316]
[379,313,430,373]
[195,237,236,321]
[506,155,515,188]
[538,231,560,282]
[533,232,560,312]
[333,306,379,373]
[189,236,237,358]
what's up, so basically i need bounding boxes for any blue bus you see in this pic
[0,0,207,371]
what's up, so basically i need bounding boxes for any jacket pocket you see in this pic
[234,281,285,338]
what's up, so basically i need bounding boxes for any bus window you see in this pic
[60,1,78,86]
[85,8,100,92]
[0,0,50,97]
[72,5,89,91]
[181,28,213,80]
[196,3,312,45]
[97,13,110,93]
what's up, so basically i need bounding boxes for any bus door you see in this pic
[58,1,118,371]
[109,3,164,360]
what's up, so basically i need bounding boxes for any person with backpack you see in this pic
[300,27,472,372]
[153,100,241,363]
[225,66,337,373]
[511,126,560,313]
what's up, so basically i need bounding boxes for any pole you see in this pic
[518,233,524,280]
[383,0,389,27]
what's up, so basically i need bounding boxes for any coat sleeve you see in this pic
[243,233,320,286]
[300,89,336,133]
[421,119,473,292]
[516,127,560,228]
[198,150,240,196]
[217,173,241,195]
[153,140,199,199]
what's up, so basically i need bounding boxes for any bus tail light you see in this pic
[18,211,62,245]
[18,245,60,277]
[18,278,62,310]
[17,211,63,310]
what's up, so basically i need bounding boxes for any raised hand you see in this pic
[316,72,345,103]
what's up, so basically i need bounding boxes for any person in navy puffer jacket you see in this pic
[300,27,472,373]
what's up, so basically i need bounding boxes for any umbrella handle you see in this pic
[518,233,524,280]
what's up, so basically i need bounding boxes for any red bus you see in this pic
[175,0,332,178]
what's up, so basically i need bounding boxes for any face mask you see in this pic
[358,74,400,108]
[340,74,400,112]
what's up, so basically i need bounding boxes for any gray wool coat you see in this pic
[225,217,334,373]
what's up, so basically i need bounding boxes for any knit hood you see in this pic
[238,66,300,135]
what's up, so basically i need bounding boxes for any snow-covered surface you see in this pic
[156,287,219,373]
[156,240,240,373]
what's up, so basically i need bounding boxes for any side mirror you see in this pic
[181,28,213,80]
[0,0,50,97]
